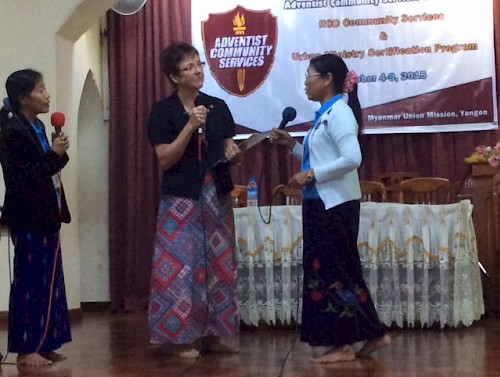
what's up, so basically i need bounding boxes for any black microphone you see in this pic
[278,106,297,129]
[213,106,297,167]
[194,95,210,161]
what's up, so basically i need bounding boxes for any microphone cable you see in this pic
[254,140,279,225]
[275,233,303,377]
[0,225,11,365]
[34,124,66,357]
[179,128,209,377]
[0,114,63,365]
[0,191,62,366]
[248,137,303,376]
[34,169,64,357]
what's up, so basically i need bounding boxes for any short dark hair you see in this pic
[160,42,199,84]
[5,69,43,112]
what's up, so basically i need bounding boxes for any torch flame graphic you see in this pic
[233,12,246,92]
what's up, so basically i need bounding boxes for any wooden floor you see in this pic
[0,312,498,377]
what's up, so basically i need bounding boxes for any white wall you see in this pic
[78,71,110,302]
[0,0,117,310]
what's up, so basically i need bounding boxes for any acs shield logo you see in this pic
[201,6,277,97]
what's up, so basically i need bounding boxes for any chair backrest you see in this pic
[374,171,421,202]
[360,180,387,202]
[271,184,302,205]
[454,175,473,202]
[231,185,247,207]
[398,177,451,204]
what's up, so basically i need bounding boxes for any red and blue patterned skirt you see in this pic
[149,173,239,345]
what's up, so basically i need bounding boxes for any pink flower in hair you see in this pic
[342,70,359,94]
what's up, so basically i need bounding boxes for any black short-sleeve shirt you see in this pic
[147,91,235,200]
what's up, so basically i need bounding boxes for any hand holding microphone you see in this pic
[187,104,209,132]
[50,112,70,156]
[269,106,297,149]
[192,96,213,161]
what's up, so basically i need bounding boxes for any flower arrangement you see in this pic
[464,142,500,167]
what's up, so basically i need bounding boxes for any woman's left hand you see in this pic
[288,171,311,189]
[224,139,243,164]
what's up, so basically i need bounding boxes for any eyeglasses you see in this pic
[179,61,206,73]
[305,72,322,80]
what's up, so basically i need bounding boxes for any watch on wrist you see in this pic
[307,169,315,183]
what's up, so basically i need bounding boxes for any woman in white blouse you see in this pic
[270,54,390,363]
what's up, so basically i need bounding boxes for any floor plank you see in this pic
[0,312,497,377]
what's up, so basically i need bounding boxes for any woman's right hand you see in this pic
[187,105,209,132]
[269,128,296,149]
[51,131,70,156]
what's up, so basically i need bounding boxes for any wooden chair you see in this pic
[360,180,387,202]
[454,175,473,203]
[271,184,302,205]
[231,185,247,207]
[398,177,452,204]
[374,171,421,202]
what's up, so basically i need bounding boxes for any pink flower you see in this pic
[489,155,500,167]
[475,145,487,155]
[342,70,359,94]
[466,142,500,167]
[312,259,321,270]
[358,291,368,304]
[310,289,323,301]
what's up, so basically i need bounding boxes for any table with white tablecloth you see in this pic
[234,201,484,328]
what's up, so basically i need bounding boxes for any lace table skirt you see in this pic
[235,201,484,328]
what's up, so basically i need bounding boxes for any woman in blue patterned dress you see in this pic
[0,69,72,366]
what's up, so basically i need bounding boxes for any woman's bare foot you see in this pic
[356,334,391,357]
[310,345,355,364]
[202,336,239,354]
[40,351,67,361]
[167,344,200,359]
[17,353,52,366]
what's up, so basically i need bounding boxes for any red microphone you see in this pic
[51,112,65,139]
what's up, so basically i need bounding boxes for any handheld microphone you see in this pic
[194,96,210,161]
[278,107,297,129]
[51,112,65,140]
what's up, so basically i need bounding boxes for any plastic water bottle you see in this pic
[247,177,258,207]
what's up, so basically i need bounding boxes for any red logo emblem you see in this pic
[201,6,277,97]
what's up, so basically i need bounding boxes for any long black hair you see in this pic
[309,54,363,132]
[0,69,43,128]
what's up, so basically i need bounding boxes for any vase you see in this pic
[471,162,499,177]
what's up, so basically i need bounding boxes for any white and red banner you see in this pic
[191,0,496,134]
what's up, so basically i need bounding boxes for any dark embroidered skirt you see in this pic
[8,229,72,353]
[300,199,387,347]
